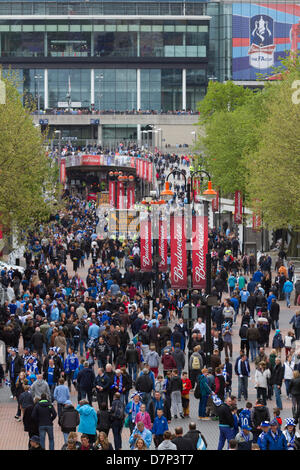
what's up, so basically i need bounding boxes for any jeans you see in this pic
[285,292,291,307]
[238,376,248,400]
[63,432,69,443]
[39,425,55,450]
[249,341,258,361]
[111,421,123,450]
[79,339,86,357]
[273,384,282,409]
[218,426,234,450]
[285,379,291,397]
[128,363,137,382]
[198,394,208,418]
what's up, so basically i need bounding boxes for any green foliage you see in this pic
[0,70,59,242]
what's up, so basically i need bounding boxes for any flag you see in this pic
[170,213,187,289]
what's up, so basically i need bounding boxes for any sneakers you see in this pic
[180,413,185,419]
[14,415,21,422]
[174,415,178,419]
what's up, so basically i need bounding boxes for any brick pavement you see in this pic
[0,258,296,450]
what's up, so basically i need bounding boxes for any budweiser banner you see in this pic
[212,190,219,212]
[158,218,168,272]
[192,214,208,290]
[130,156,135,168]
[127,184,135,210]
[170,213,187,289]
[140,216,152,271]
[109,180,115,208]
[117,181,125,209]
[234,190,243,224]
[143,160,148,181]
[60,158,66,184]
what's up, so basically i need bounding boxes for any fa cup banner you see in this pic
[158,218,168,272]
[140,217,152,272]
[192,215,208,290]
[234,190,243,224]
[170,214,187,289]
[109,180,115,208]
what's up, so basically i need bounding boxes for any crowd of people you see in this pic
[0,151,299,451]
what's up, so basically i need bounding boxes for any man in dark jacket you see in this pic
[94,336,111,369]
[58,400,80,442]
[31,393,57,450]
[7,348,24,398]
[95,368,111,408]
[110,392,125,450]
[269,298,280,330]
[125,343,139,382]
[77,361,96,405]
[171,426,194,450]
[31,327,44,361]
[135,368,154,410]
[270,357,284,410]
[216,396,235,450]
[183,422,208,450]
[149,391,171,423]
[251,399,271,442]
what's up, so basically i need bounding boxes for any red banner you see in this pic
[143,160,148,181]
[252,213,262,231]
[140,217,152,272]
[60,158,66,184]
[81,155,101,166]
[192,214,208,290]
[148,162,153,184]
[127,184,135,209]
[234,190,243,224]
[158,218,168,272]
[117,181,125,209]
[130,156,135,168]
[170,213,187,289]
[212,190,219,212]
[109,180,115,208]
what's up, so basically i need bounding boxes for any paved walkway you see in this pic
[0,258,297,450]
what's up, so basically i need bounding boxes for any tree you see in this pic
[247,57,300,255]
[0,70,58,246]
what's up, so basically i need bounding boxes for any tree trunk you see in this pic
[287,230,300,257]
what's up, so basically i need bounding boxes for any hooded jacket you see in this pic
[76,403,98,435]
[157,439,177,450]
[31,399,57,426]
[58,405,80,433]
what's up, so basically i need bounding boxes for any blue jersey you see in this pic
[238,408,252,428]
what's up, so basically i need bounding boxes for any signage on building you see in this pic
[109,210,140,235]
[232,3,300,80]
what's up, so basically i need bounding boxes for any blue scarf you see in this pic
[112,374,123,393]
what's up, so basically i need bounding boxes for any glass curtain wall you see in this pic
[48,69,91,108]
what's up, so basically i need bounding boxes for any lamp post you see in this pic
[161,168,217,366]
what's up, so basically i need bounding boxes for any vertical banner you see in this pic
[60,158,66,184]
[158,218,168,272]
[140,216,152,271]
[252,212,262,231]
[192,214,208,290]
[143,160,148,181]
[212,190,219,212]
[170,213,187,289]
[148,162,153,184]
[234,190,243,224]
[109,180,115,208]
[127,184,135,209]
[130,156,135,168]
[117,181,125,209]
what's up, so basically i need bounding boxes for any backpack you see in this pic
[192,354,201,370]
[111,400,125,421]
[194,382,201,399]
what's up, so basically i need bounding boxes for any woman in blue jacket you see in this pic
[76,400,98,444]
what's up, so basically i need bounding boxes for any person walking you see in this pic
[247,323,260,362]
[197,368,212,420]
[77,361,96,405]
[169,369,184,419]
[109,392,125,450]
[216,396,235,450]
[58,400,80,444]
[270,357,284,410]
[254,361,271,405]
[76,399,98,444]
[234,353,251,401]
[31,393,57,450]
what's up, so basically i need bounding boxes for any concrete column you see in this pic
[182,68,186,111]
[137,68,141,112]
[91,31,94,56]
[44,69,48,110]
[137,124,141,146]
[91,69,95,108]
[97,124,102,145]
[44,31,48,57]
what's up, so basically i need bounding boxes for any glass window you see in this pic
[1,32,44,57]
[48,69,91,109]
[48,32,90,57]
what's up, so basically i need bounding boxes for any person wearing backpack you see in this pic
[109,392,125,450]
[189,346,203,388]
